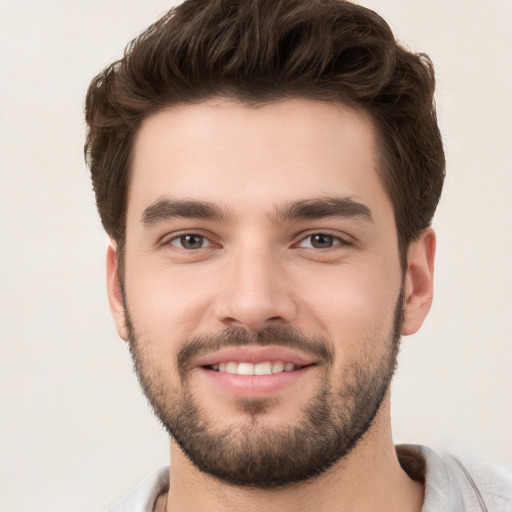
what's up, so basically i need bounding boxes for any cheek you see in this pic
[124,257,215,340]
[296,260,401,346]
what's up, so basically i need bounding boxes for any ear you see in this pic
[402,228,436,336]
[106,241,129,341]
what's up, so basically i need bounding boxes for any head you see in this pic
[84,0,444,489]
[85,0,444,275]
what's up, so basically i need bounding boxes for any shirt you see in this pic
[108,444,512,511]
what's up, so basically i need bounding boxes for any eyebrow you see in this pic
[141,198,232,226]
[141,196,372,227]
[271,197,373,223]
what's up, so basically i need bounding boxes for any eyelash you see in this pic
[295,233,351,250]
[165,232,351,251]
[166,233,214,250]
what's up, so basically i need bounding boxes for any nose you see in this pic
[213,244,298,331]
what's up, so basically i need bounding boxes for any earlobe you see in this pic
[106,242,129,341]
[402,228,436,336]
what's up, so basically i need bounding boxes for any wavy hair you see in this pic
[85,0,445,271]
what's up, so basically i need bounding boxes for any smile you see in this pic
[194,346,317,397]
[209,361,300,375]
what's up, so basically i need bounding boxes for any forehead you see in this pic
[128,98,391,223]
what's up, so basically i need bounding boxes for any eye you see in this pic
[168,234,212,250]
[297,233,346,249]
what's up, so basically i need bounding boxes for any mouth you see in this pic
[206,360,305,375]
[195,346,317,397]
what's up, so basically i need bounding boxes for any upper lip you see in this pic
[194,346,316,368]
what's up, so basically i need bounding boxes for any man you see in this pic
[84,0,512,511]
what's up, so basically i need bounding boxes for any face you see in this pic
[108,98,432,488]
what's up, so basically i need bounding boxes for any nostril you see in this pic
[214,291,298,331]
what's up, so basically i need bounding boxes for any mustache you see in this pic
[177,326,334,378]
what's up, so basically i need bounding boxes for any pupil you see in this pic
[182,235,203,249]
[312,234,333,248]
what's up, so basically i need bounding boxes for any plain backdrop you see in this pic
[1,1,511,511]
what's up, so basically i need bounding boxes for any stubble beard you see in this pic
[124,293,404,489]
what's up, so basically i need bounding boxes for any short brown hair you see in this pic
[85,0,445,270]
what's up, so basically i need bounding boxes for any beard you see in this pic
[124,292,404,489]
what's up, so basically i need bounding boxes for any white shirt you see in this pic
[108,444,512,511]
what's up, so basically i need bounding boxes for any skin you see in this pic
[106,98,435,512]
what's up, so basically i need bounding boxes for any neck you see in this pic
[162,398,423,512]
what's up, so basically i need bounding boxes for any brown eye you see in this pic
[170,234,211,250]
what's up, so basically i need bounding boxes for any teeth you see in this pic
[254,362,272,375]
[211,361,297,375]
[226,361,238,374]
[237,362,254,375]
[271,361,284,373]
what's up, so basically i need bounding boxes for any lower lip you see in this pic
[198,366,314,398]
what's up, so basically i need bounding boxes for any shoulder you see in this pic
[108,466,169,512]
[454,455,512,511]
[397,444,512,512]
